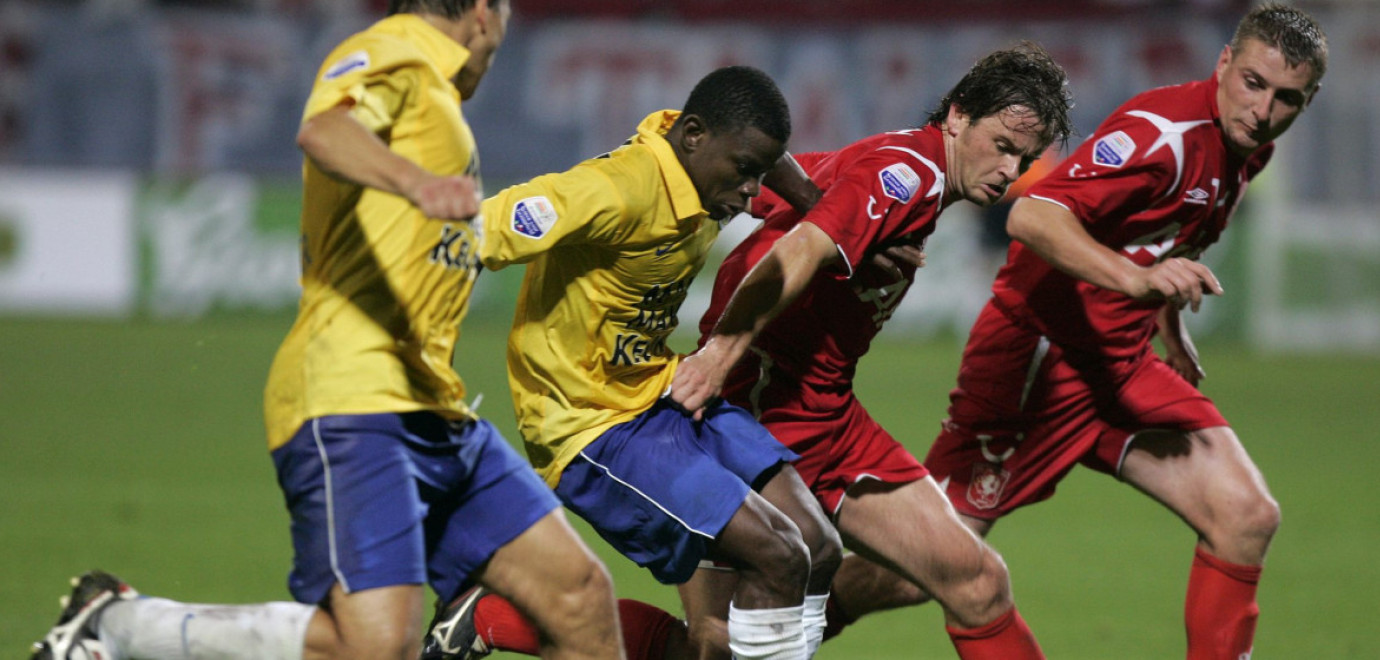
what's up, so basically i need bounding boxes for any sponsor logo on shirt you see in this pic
[878,163,921,203]
[1183,187,1211,205]
[323,51,369,80]
[511,196,557,239]
[1092,130,1136,168]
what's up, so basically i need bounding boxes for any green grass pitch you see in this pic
[3,313,1377,658]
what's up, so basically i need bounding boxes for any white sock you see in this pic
[97,597,314,659]
[802,594,828,657]
[727,603,807,660]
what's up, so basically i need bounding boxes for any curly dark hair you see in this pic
[1232,3,1328,89]
[681,65,792,144]
[925,42,1074,148]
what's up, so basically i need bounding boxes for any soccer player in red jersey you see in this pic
[670,43,1074,659]
[816,5,1328,659]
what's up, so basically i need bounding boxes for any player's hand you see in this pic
[407,174,481,221]
[1134,258,1222,312]
[869,244,927,280]
[1163,345,1206,386]
[669,351,727,421]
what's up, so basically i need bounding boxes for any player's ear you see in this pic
[1214,44,1233,78]
[678,114,708,154]
[944,103,968,137]
[474,0,493,31]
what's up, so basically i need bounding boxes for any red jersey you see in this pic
[995,74,1272,358]
[700,125,952,395]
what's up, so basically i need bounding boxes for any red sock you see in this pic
[474,595,680,659]
[617,599,682,660]
[473,593,540,654]
[946,608,1044,659]
[1185,546,1262,660]
[822,594,857,642]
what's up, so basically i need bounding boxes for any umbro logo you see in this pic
[1184,188,1210,205]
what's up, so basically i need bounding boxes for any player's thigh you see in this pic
[272,415,430,605]
[423,418,562,603]
[836,477,991,591]
[477,508,612,617]
[1121,426,1276,533]
[757,465,840,564]
[555,401,793,584]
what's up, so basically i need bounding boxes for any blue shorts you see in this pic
[271,412,560,605]
[554,399,798,585]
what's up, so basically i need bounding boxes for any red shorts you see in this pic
[924,302,1228,520]
[723,350,929,517]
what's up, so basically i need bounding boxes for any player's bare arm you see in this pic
[298,104,479,221]
[1007,196,1223,311]
[671,221,839,417]
[762,152,821,214]
[1157,305,1206,385]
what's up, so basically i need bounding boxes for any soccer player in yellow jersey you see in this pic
[31,2,624,660]
[424,66,843,660]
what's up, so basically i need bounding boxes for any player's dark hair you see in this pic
[681,65,792,144]
[387,0,502,19]
[1232,3,1328,88]
[926,42,1074,148]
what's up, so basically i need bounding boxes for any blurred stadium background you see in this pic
[2,0,1377,657]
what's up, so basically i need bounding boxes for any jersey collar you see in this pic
[633,110,705,222]
[376,14,471,82]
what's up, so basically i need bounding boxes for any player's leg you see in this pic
[677,567,738,659]
[31,570,321,660]
[544,401,810,660]
[38,413,440,660]
[697,402,840,659]
[835,478,1042,658]
[1119,425,1277,660]
[464,510,623,659]
[755,465,843,655]
[421,417,624,659]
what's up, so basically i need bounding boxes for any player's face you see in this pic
[455,0,512,100]
[947,105,1049,207]
[682,123,786,221]
[1215,38,1318,156]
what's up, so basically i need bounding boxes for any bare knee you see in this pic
[537,557,619,637]
[737,519,811,604]
[308,585,423,660]
[806,523,844,591]
[1207,488,1280,563]
[933,545,1013,629]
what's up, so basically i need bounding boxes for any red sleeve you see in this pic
[1026,113,1175,241]
[803,146,943,276]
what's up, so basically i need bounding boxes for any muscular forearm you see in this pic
[701,222,837,363]
[1007,197,1142,296]
[297,104,428,197]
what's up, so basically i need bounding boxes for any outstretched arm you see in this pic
[670,222,840,418]
[298,103,479,221]
[1007,196,1222,311]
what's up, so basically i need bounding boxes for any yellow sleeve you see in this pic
[479,162,629,269]
[302,34,424,133]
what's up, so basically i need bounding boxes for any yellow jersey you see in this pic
[264,14,483,450]
[481,110,718,486]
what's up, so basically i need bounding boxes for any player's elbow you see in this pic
[1004,206,1038,246]
[296,121,326,159]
